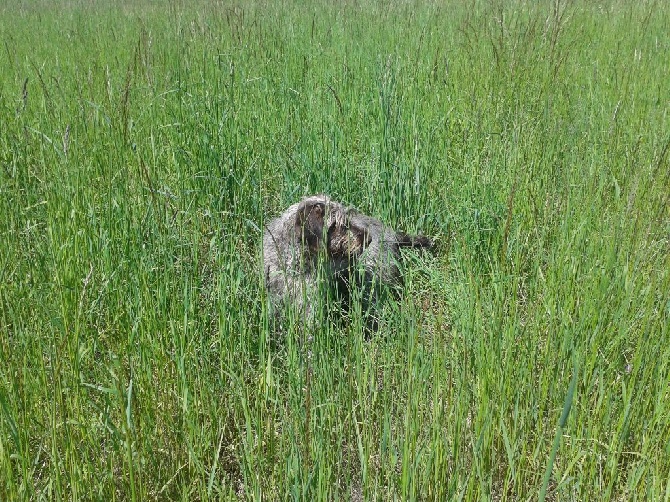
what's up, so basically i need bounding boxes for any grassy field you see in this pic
[1,0,669,499]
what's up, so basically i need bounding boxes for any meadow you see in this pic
[1,0,669,499]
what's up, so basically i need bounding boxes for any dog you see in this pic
[262,194,432,329]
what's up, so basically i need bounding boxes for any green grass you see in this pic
[1,0,669,499]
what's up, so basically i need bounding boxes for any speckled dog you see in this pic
[262,194,432,328]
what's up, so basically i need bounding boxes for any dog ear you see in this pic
[348,223,371,255]
[328,221,370,258]
[295,201,326,252]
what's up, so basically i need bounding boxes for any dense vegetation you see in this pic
[1,0,668,499]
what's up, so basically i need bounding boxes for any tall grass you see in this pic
[1,0,668,499]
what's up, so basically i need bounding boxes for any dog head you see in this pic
[294,195,370,260]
